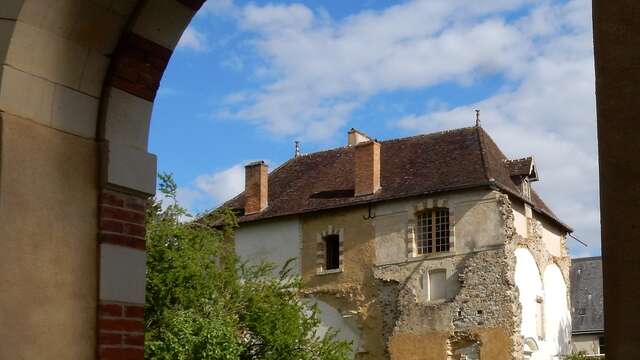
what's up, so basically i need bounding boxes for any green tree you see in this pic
[145,173,351,360]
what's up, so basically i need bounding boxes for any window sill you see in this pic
[410,251,454,260]
[316,268,343,276]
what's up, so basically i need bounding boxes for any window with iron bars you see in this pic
[416,208,450,255]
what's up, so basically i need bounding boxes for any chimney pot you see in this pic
[244,161,268,214]
[354,140,381,196]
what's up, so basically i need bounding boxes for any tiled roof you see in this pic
[221,126,570,231]
[570,257,604,334]
[506,157,534,177]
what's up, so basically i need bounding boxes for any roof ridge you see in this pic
[381,126,477,144]
[283,126,478,160]
[475,126,492,183]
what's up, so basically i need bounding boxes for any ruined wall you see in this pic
[238,188,569,359]
[509,196,572,358]
[300,206,385,359]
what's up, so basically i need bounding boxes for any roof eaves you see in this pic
[492,180,573,233]
[237,182,494,224]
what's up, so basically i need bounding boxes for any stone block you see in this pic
[102,140,157,195]
[0,65,54,126]
[51,84,99,138]
[79,50,110,97]
[131,0,195,50]
[6,21,89,90]
[99,243,146,303]
[102,87,153,150]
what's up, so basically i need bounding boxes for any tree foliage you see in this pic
[145,173,351,360]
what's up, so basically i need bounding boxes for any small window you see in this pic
[416,208,450,255]
[428,269,447,301]
[324,234,340,270]
[599,336,605,355]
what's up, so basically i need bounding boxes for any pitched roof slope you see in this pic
[570,257,604,333]
[223,126,570,231]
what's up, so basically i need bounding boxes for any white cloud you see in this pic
[215,0,540,140]
[395,0,600,254]
[201,0,235,15]
[194,164,245,205]
[200,0,600,255]
[177,26,209,52]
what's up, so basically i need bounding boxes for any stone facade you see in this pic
[233,189,571,359]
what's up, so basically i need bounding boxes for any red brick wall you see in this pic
[99,190,147,250]
[354,141,381,196]
[98,301,144,360]
[244,162,268,214]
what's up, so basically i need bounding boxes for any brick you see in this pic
[123,223,146,237]
[100,205,145,224]
[125,305,144,319]
[101,191,125,207]
[99,303,123,317]
[99,332,122,346]
[107,33,172,102]
[100,347,144,360]
[100,219,124,233]
[124,198,147,212]
[99,318,144,333]
[124,334,144,346]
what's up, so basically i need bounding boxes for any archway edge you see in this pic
[0,1,204,359]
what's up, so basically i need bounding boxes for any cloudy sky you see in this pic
[150,0,598,256]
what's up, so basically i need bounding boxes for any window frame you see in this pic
[323,234,341,271]
[415,207,451,256]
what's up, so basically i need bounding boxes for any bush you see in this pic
[145,173,351,360]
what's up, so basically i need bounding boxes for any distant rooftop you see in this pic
[571,256,604,334]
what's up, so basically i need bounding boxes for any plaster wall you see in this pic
[372,189,504,266]
[301,206,382,359]
[514,248,543,341]
[571,334,601,355]
[512,200,565,258]
[541,264,572,357]
[539,218,563,258]
[512,201,528,238]
[0,113,98,359]
[314,298,363,356]
[234,216,301,275]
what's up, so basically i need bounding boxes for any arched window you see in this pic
[416,208,450,255]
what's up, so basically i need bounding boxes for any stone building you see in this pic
[222,126,572,360]
[570,257,604,356]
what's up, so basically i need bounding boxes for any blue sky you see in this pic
[150,0,598,256]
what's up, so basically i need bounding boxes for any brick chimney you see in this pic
[244,161,268,214]
[348,128,372,146]
[354,140,381,196]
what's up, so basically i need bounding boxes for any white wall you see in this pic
[313,298,362,357]
[542,264,572,357]
[540,218,563,257]
[572,334,601,355]
[515,248,543,341]
[512,202,528,238]
[234,216,301,275]
[516,250,571,359]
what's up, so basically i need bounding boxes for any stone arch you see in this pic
[0,1,204,359]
